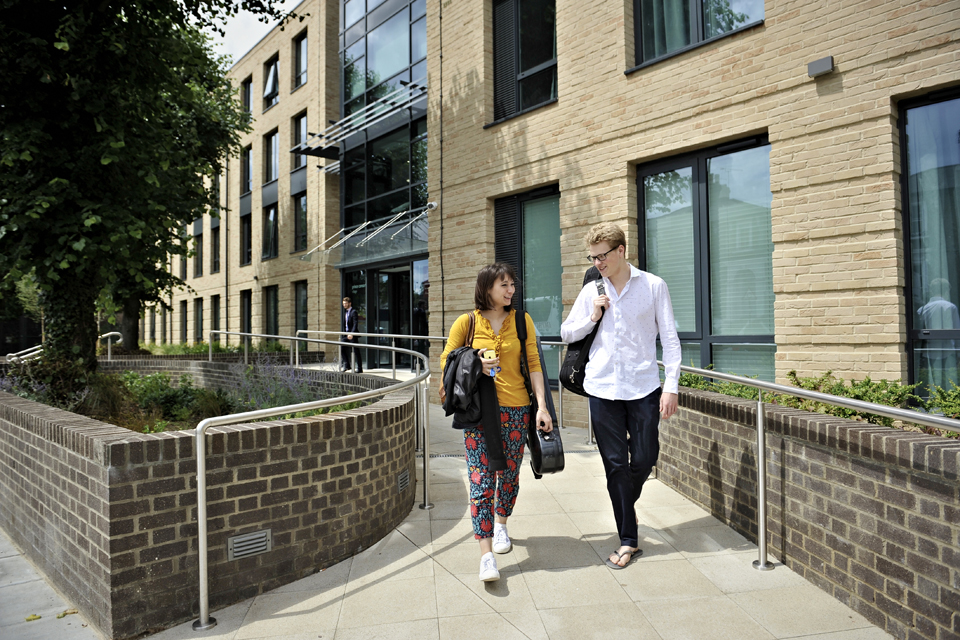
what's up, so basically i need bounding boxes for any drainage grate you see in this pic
[227,529,272,561]
[397,468,410,493]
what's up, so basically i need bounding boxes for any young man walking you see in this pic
[341,296,362,373]
[561,223,681,569]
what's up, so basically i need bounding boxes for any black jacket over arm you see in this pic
[442,347,506,471]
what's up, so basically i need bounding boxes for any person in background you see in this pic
[561,223,681,570]
[440,263,553,582]
[341,296,362,374]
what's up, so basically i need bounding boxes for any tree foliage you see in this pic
[0,0,294,370]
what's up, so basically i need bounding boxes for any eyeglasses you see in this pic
[586,248,617,264]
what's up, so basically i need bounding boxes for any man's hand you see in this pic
[660,392,678,420]
[590,295,610,322]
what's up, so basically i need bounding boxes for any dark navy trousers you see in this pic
[589,388,661,548]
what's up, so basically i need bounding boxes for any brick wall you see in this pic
[0,365,417,639]
[660,387,960,640]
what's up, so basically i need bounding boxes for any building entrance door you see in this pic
[373,266,412,368]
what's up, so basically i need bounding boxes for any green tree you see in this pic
[0,0,295,372]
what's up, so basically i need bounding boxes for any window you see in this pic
[295,281,308,335]
[638,137,775,380]
[492,0,557,122]
[294,32,308,88]
[180,255,187,280]
[294,192,308,252]
[161,307,167,344]
[494,185,563,379]
[342,118,427,228]
[194,298,204,344]
[241,145,253,194]
[264,130,279,183]
[180,300,188,344]
[211,294,221,341]
[264,286,279,340]
[262,205,279,259]
[241,76,253,113]
[149,309,156,343]
[633,0,763,67]
[240,289,252,347]
[211,226,220,273]
[340,0,428,119]
[902,91,960,396]
[194,232,203,278]
[240,213,252,265]
[263,56,279,109]
[293,113,308,170]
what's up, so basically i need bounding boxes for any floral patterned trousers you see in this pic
[463,405,529,539]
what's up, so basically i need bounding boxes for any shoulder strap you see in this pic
[517,310,533,395]
[463,311,476,348]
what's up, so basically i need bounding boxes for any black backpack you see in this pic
[559,267,604,396]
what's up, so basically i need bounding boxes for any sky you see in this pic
[208,1,300,68]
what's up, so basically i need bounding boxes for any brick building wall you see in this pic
[660,388,960,640]
[425,0,960,386]
[0,362,417,639]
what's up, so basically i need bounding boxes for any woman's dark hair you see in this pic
[474,263,518,310]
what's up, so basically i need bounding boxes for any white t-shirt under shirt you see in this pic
[560,265,682,400]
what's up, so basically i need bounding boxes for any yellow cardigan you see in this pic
[440,309,542,408]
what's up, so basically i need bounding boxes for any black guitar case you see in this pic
[517,310,564,478]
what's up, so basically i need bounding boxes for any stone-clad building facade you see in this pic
[161,0,960,398]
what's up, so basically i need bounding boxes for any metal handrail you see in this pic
[661,361,960,572]
[294,329,447,379]
[192,333,431,632]
[5,331,123,363]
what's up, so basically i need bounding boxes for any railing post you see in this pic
[586,398,596,445]
[107,336,112,361]
[557,347,564,429]
[192,423,217,631]
[753,389,773,571]
[391,338,396,379]
[419,369,434,510]
[414,359,422,452]
[208,334,213,363]
[244,337,249,365]
[290,339,294,366]
[295,333,300,367]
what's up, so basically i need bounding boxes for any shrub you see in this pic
[120,371,200,420]
[2,356,90,412]
[779,370,923,428]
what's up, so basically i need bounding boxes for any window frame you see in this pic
[240,76,253,113]
[636,135,775,377]
[211,226,221,273]
[264,129,279,184]
[293,112,308,170]
[194,297,204,344]
[241,145,253,195]
[262,205,279,260]
[211,294,221,341]
[240,289,253,347]
[293,191,308,252]
[193,232,203,278]
[294,280,309,334]
[263,285,279,340]
[627,0,764,74]
[180,300,188,344]
[294,31,308,89]
[263,55,280,110]
[494,184,563,385]
[899,87,960,393]
[489,0,558,126]
[240,214,252,266]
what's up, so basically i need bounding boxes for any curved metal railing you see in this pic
[5,331,123,363]
[192,331,431,632]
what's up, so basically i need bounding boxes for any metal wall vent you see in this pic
[227,529,272,561]
[397,469,410,493]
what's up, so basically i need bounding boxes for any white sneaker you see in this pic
[479,552,500,582]
[492,526,512,554]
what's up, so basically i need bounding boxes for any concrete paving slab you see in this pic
[438,612,535,640]
[332,618,439,640]
[538,603,663,640]
[729,585,881,638]
[337,575,438,628]
[637,595,775,640]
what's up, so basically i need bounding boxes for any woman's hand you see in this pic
[479,354,500,376]
[536,406,553,432]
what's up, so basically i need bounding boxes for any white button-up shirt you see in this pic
[561,265,682,400]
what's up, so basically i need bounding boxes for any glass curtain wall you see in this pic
[904,94,960,394]
[342,0,426,119]
[641,140,774,380]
